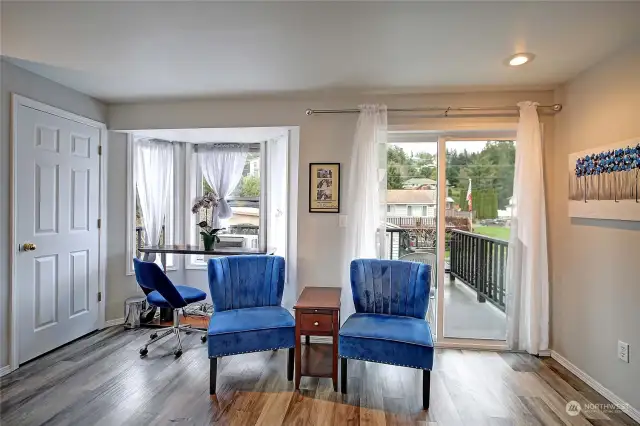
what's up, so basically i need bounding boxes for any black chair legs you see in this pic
[209,353,429,409]
[340,358,347,394]
[210,358,218,395]
[423,369,431,410]
[338,357,429,410]
[287,348,294,381]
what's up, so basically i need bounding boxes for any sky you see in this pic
[390,140,493,156]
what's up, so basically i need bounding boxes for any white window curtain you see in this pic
[506,101,550,354]
[196,144,249,228]
[341,104,388,322]
[135,138,174,262]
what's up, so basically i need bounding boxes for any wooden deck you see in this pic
[1,327,637,425]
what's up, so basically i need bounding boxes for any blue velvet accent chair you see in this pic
[339,259,434,409]
[207,255,295,395]
[133,258,208,357]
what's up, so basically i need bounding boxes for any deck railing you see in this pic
[449,229,508,312]
[385,228,412,260]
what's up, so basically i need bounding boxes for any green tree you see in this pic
[479,141,515,209]
[387,142,514,207]
[453,141,515,211]
[418,165,436,180]
[238,175,260,197]
[387,166,404,189]
[387,145,409,164]
[473,188,498,220]
[387,145,411,189]
[446,148,477,189]
[457,186,468,211]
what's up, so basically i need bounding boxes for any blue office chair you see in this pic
[133,258,208,357]
[206,255,295,395]
[339,259,434,410]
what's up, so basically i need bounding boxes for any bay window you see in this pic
[186,142,265,268]
[126,130,289,275]
[126,137,179,274]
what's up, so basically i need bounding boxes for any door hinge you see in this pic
[98,145,102,156]
[97,292,102,302]
[97,218,102,229]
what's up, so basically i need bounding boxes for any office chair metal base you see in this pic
[139,309,207,358]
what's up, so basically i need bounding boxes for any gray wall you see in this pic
[549,43,640,410]
[0,59,107,370]
[107,90,555,320]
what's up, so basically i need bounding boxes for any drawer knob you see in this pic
[314,321,319,326]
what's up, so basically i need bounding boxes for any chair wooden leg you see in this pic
[423,369,431,410]
[341,358,347,394]
[287,348,294,381]
[210,358,218,395]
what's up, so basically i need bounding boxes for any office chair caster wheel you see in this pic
[201,336,207,343]
[174,349,182,358]
[149,333,157,339]
[139,348,148,357]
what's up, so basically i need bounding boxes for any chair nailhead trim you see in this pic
[209,346,294,358]
[340,355,429,370]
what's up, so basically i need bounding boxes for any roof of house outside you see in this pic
[387,190,436,204]
[402,177,437,186]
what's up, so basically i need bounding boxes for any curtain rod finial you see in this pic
[305,109,313,116]
[552,104,563,112]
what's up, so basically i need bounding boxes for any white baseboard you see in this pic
[551,350,640,423]
[0,364,12,378]
[104,318,125,328]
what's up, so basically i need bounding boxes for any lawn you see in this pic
[473,225,510,241]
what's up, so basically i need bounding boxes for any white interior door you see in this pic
[15,103,101,364]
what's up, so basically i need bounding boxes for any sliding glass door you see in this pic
[386,129,515,348]
[443,139,514,341]
[385,139,439,332]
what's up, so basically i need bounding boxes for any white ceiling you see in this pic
[2,1,640,103]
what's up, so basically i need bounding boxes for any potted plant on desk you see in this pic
[199,223,223,251]
[192,193,224,251]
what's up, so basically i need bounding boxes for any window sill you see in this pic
[185,262,207,271]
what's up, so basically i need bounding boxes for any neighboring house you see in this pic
[248,157,260,177]
[387,190,454,217]
[402,177,437,190]
[498,195,517,218]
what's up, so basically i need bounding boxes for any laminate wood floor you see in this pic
[1,327,637,426]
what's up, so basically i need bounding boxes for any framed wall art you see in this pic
[309,163,340,213]
[568,137,640,221]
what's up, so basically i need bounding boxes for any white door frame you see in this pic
[9,94,108,373]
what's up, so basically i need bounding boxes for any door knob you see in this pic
[22,242,36,252]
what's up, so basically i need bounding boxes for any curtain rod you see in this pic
[305,104,562,116]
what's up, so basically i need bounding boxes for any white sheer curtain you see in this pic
[506,101,550,354]
[197,144,249,228]
[341,104,388,322]
[135,139,174,262]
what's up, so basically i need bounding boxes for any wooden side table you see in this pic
[293,287,341,391]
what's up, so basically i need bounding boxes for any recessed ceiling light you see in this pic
[506,53,535,67]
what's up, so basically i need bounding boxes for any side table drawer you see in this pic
[300,313,333,333]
